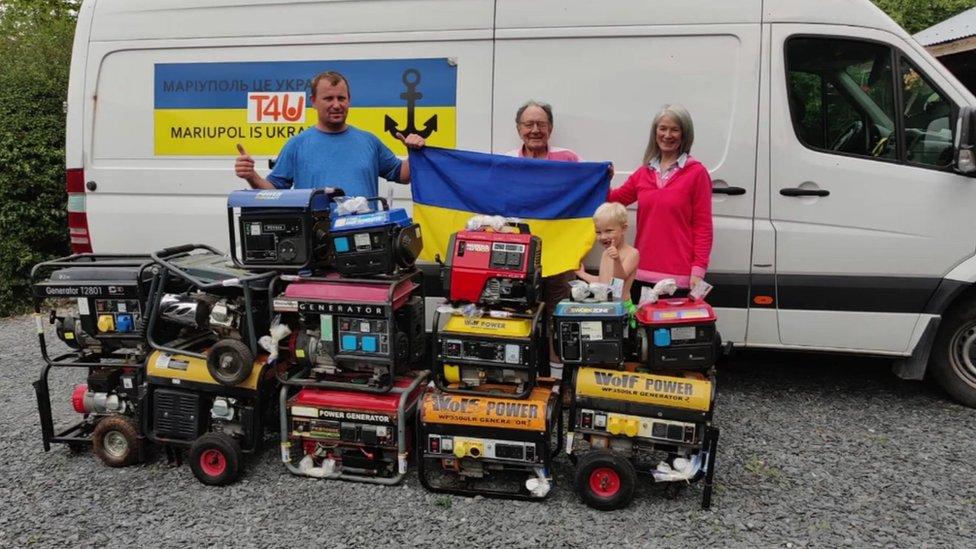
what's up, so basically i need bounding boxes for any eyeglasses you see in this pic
[518,121,550,130]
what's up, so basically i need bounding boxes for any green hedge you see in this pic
[0,1,78,317]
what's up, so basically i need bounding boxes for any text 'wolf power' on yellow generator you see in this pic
[417,380,561,500]
[567,367,718,510]
[432,307,546,399]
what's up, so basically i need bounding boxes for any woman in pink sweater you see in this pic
[608,104,713,301]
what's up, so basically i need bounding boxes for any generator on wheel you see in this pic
[142,348,284,485]
[31,254,166,468]
[138,244,284,485]
[278,370,428,483]
[417,380,562,500]
[441,222,542,310]
[432,306,546,399]
[328,197,423,277]
[566,366,719,510]
[272,270,425,393]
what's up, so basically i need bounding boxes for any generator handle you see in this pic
[152,243,218,260]
[365,196,389,211]
[505,221,532,234]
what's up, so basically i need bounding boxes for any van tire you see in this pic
[930,297,976,408]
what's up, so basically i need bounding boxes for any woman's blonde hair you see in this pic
[593,202,628,226]
[641,104,695,165]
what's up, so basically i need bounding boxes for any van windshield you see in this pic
[786,36,954,167]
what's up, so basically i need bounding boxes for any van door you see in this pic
[492,2,763,343]
[769,25,976,352]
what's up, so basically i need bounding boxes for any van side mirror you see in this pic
[954,107,976,174]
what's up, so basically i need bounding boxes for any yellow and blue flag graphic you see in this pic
[409,147,612,277]
[154,59,456,156]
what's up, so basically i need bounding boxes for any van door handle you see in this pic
[780,187,829,197]
[712,186,746,195]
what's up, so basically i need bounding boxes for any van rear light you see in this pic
[66,168,92,253]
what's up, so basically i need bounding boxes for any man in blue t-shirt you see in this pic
[234,71,426,196]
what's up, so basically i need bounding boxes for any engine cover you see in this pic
[443,229,542,310]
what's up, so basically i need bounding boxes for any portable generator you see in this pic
[328,197,423,277]
[31,254,161,354]
[30,254,167,467]
[553,300,630,367]
[143,348,284,485]
[432,306,545,399]
[227,188,344,271]
[272,270,425,393]
[279,371,428,483]
[442,223,542,309]
[145,244,275,388]
[417,380,561,500]
[635,298,719,372]
[566,366,719,510]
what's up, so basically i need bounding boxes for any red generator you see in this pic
[634,298,720,372]
[442,223,541,310]
[280,372,428,483]
[272,271,425,393]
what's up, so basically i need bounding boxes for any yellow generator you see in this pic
[417,380,561,500]
[567,367,719,510]
[143,349,284,485]
[432,307,545,399]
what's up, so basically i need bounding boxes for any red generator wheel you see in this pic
[188,433,243,486]
[575,450,637,511]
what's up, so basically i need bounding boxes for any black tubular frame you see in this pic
[144,244,275,361]
[31,253,158,452]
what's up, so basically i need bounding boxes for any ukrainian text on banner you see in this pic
[154,59,457,156]
[409,147,611,277]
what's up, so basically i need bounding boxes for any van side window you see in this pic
[786,38,897,160]
[901,58,954,168]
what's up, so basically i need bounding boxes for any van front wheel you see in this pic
[931,299,976,408]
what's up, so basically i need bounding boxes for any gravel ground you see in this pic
[1,313,974,548]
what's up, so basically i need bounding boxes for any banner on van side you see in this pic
[153,59,457,156]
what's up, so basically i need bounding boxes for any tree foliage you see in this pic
[873,0,976,35]
[0,0,80,316]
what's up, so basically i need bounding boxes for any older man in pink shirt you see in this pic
[505,100,581,161]
[504,100,580,385]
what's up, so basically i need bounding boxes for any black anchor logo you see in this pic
[385,69,438,139]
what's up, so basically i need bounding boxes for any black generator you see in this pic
[553,300,629,367]
[227,188,344,271]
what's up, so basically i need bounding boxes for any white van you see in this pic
[64,0,976,406]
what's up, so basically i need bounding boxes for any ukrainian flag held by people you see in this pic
[409,147,612,276]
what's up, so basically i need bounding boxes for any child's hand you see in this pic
[606,245,619,260]
[575,263,588,278]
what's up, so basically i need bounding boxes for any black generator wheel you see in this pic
[207,339,254,386]
[92,416,142,468]
[189,433,243,486]
[576,450,637,511]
